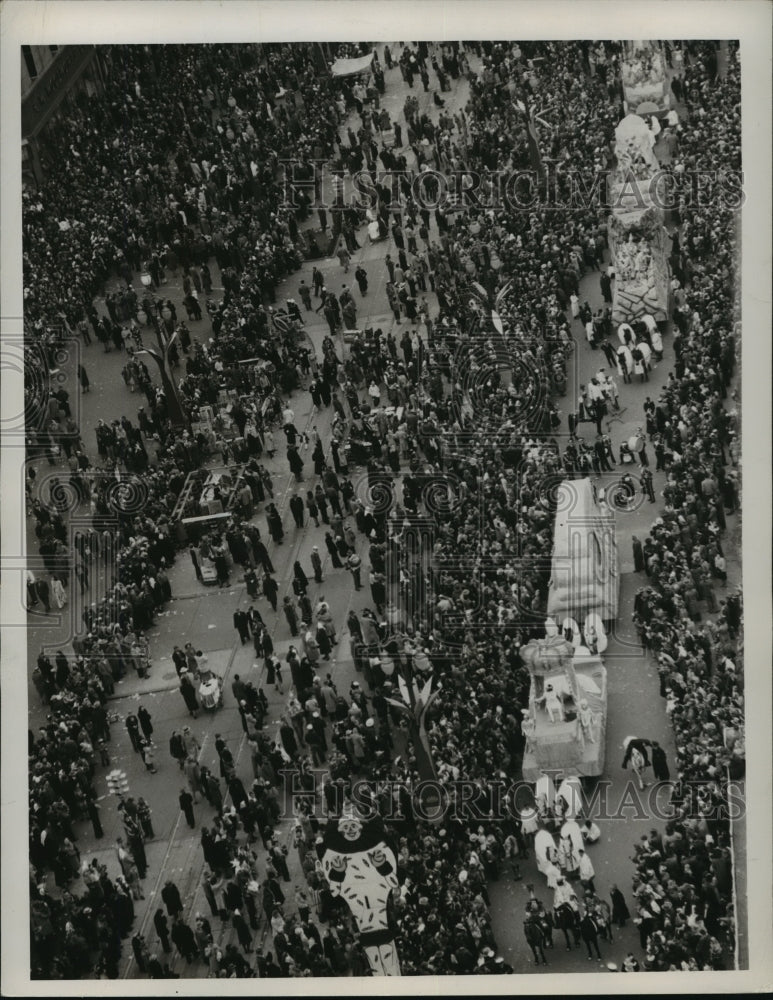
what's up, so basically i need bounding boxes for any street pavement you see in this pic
[24,41,741,979]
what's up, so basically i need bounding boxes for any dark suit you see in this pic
[233,610,250,644]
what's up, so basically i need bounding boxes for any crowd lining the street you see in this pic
[24,38,742,979]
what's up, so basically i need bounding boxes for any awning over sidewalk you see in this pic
[330,52,374,77]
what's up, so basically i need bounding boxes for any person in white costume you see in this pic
[540,683,564,723]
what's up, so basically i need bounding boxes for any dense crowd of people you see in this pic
[24,37,743,980]
[625,42,743,971]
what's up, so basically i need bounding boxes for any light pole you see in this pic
[135,273,189,430]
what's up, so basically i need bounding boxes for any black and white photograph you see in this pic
[1,1,770,994]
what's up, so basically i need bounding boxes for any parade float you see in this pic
[608,113,672,325]
[609,112,660,208]
[318,807,402,975]
[520,633,607,782]
[621,40,671,114]
[520,479,616,782]
[608,207,672,324]
[546,478,619,626]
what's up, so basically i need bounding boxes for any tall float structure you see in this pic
[608,102,673,326]
[318,808,402,975]
[522,479,617,782]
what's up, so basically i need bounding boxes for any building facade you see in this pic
[21,45,107,187]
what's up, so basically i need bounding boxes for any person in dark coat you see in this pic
[289,494,305,528]
[279,716,298,759]
[204,771,224,813]
[87,798,104,838]
[649,740,670,780]
[171,916,197,963]
[161,880,184,919]
[610,885,631,927]
[580,912,602,960]
[268,840,291,881]
[324,531,343,568]
[172,646,188,676]
[245,567,259,599]
[354,265,369,295]
[137,705,154,740]
[179,788,196,828]
[169,729,187,769]
[253,538,274,574]
[266,503,284,543]
[310,546,324,583]
[232,908,253,951]
[293,561,309,595]
[154,908,172,953]
[146,955,166,979]
[132,932,150,972]
[137,796,155,838]
[287,446,304,482]
[213,548,230,586]
[179,671,199,718]
[283,596,299,635]
[228,775,248,808]
[632,535,645,572]
[316,624,333,661]
[233,609,250,644]
[201,870,221,917]
[112,879,135,935]
[263,574,279,611]
[125,713,142,752]
[36,578,51,612]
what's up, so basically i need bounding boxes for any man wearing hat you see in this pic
[309,711,327,753]
[310,546,323,583]
[179,788,195,829]
[181,726,201,760]
[346,550,363,590]
[233,609,250,645]
[362,716,378,758]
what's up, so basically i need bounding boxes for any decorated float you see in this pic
[621,40,671,114]
[520,633,607,782]
[318,807,402,975]
[608,207,672,324]
[608,113,672,325]
[520,479,616,782]
[609,112,661,209]
[546,478,619,625]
